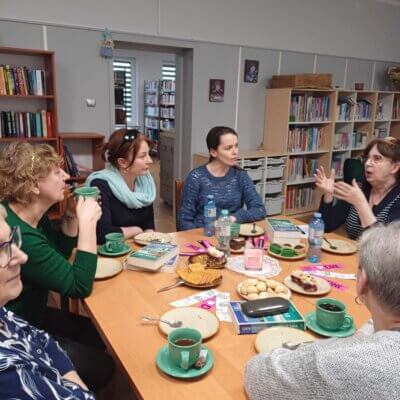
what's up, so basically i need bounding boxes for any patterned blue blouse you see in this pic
[178,165,266,231]
[0,307,95,400]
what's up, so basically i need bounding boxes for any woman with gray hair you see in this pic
[244,222,400,400]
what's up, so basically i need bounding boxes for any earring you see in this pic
[355,296,363,305]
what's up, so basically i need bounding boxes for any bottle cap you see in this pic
[314,212,322,218]
[207,194,214,200]
[221,209,229,216]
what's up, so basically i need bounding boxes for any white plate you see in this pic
[321,239,357,255]
[239,224,265,237]
[283,275,331,296]
[255,327,315,353]
[95,258,123,280]
[237,279,291,300]
[134,232,172,246]
[159,307,219,340]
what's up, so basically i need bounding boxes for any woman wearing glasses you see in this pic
[0,142,113,392]
[315,137,400,239]
[0,205,96,399]
[86,128,155,244]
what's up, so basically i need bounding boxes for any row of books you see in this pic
[160,94,175,105]
[352,131,368,149]
[331,154,346,176]
[336,97,355,120]
[144,80,158,92]
[160,107,175,118]
[63,145,80,177]
[393,97,400,119]
[144,106,159,117]
[355,99,372,120]
[285,186,315,210]
[289,94,330,122]
[288,157,319,182]
[144,117,159,129]
[374,127,389,138]
[287,127,323,152]
[0,65,46,96]
[333,131,350,150]
[160,119,174,131]
[144,93,158,106]
[160,80,175,92]
[0,110,53,138]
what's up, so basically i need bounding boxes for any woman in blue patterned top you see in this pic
[316,137,400,239]
[178,126,266,231]
[0,205,95,400]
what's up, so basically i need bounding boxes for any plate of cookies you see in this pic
[176,263,223,288]
[237,277,291,300]
[283,270,331,296]
[267,242,307,260]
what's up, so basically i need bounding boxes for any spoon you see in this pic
[282,341,314,350]
[251,223,257,234]
[323,237,338,250]
[142,316,183,328]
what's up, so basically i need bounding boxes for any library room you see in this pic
[0,1,400,399]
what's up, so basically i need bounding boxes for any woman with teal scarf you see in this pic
[86,129,156,244]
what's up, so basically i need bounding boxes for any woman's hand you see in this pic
[76,197,102,227]
[333,179,367,208]
[314,166,335,196]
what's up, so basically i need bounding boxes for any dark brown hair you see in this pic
[363,137,400,182]
[102,128,152,168]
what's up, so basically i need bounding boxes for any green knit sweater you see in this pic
[4,203,97,326]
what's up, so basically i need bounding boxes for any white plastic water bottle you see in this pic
[307,212,324,263]
[215,209,231,256]
[203,195,217,237]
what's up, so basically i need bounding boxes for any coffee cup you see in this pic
[168,328,202,370]
[74,186,99,201]
[104,232,125,253]
[316,298,353,331]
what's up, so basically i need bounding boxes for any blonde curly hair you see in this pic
[0,142,63,205]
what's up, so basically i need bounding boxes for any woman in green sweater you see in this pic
[0,142,113,392]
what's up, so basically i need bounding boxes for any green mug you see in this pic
[168,328,202,370]
[316,298,353,331]
[74,186,99,201]
[104,232,125,253]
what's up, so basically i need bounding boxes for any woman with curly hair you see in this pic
[0,142,113,392]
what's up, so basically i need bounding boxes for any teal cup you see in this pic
[104,232,125,253]
[168,328,202,370]
[316,298,353,331]
[74,186,99,201]
[231,223,241,238]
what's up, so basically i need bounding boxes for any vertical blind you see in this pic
[113,58,138,126]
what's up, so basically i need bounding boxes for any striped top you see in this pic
[319,183,400,240]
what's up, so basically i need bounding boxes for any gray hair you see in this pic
[359,221,400,315]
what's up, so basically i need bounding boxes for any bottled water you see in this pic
[307,212,324,263]
[215,209,231,256]
[203,195,217,237]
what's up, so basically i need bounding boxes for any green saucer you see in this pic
[97,243,131,257]
[305,311,356,338]
[156,345,214,379]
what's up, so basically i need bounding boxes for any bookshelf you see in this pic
[0,46,61,218]
[59,133,105,184]
[159,79,175,133]
[144,80,160,155]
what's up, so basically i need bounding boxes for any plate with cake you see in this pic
[188,247,226,269]
[230,237,246,253]
[284,270,331,296]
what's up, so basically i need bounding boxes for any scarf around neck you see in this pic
[86,165,156,209]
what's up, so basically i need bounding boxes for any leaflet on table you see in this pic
[307,270,356,280]
[170,289,220,307]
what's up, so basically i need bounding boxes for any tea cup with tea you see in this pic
[104,232,125,253]
[316,298,353,331]
[168,328,202,370]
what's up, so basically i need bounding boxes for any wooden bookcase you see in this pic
[0,46,61,218]
[144,80,160,155]
[59,132,105,184]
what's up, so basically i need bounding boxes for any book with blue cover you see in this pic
[126,242,178,271]
[228,300,305,335]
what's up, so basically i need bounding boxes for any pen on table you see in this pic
[297,227,306,235]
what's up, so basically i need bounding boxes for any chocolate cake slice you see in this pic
[230,237,246,250]
[290,270,318,292]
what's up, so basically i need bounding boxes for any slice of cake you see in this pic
[230,237,246,251]
[290,270,318,292]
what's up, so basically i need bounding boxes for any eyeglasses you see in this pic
[0,226,22,269]
[361,154,389,165]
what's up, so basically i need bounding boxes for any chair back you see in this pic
[343,158,364,184]
[175,179,184,230]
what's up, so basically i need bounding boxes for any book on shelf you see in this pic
[126,243,179,271]
[332,153,346,176]
[289,93,330,122]
[63,145,80,177]
[333,132,350,150]
[288,157,319,182]
[393,97,400,119]
[336,96,355,120]
[228,300,305,335]
[374,127,389,139]
[355,99,372,120]
[352,131,368,148]
[287,127,322,152]
[265,218,302,244]
[285,186,315,210]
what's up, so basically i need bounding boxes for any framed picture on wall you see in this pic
[244,59,259,83]
[209,79,225,102]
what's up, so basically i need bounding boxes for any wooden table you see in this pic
[84,225,370,400]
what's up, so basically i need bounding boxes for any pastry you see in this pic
[290,270,318,292]
[230,237,245,250]
[177,266,222,286]
[239,278,290,300]
[207,246,224,259]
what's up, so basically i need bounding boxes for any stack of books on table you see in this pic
[265,218,302,245]
[126,242,178,272]
[228,301,305,335]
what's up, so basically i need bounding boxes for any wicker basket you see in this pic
[270,73,332,89]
